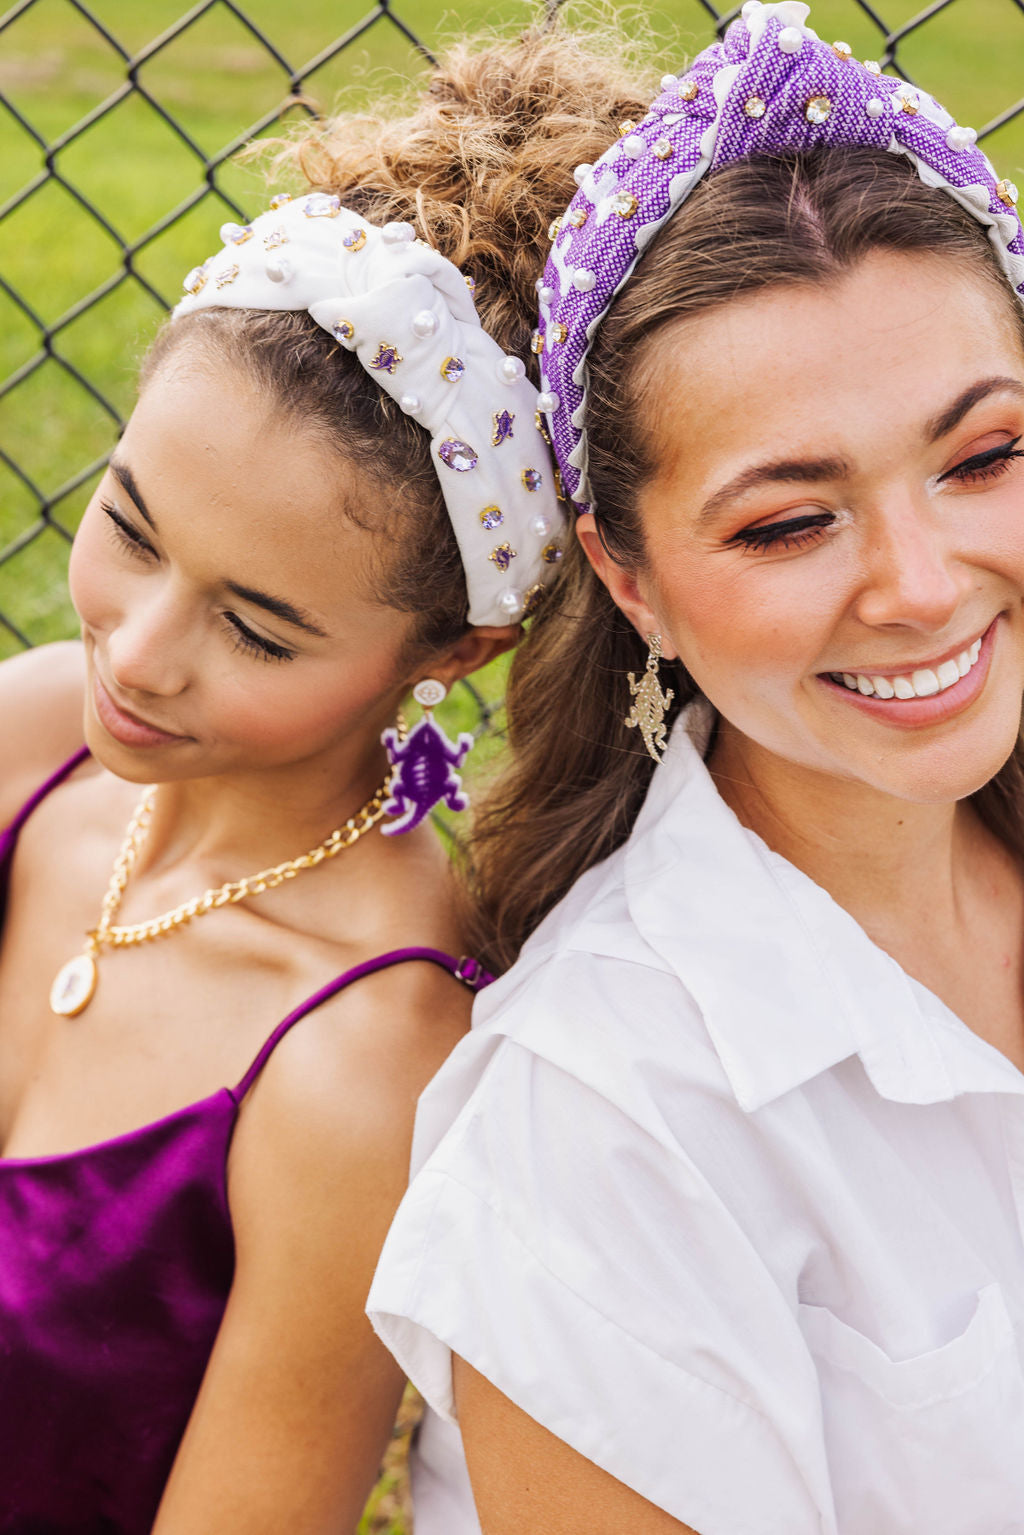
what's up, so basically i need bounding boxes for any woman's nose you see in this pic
[105,588,192,699]
[853,498,968,634]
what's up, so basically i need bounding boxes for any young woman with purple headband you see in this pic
[370,4,1024,1531]
[0,34,652,1532]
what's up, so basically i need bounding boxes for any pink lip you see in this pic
[92,675,189,749]
[818,618,999,730]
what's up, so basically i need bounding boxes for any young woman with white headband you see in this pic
[0,32,647,1533]
[370,5,1024,1532]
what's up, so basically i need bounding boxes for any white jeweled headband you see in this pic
[174,193,567,626]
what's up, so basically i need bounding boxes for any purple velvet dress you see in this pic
[0,750,490,1533]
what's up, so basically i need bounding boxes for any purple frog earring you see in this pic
[380,679,474,836]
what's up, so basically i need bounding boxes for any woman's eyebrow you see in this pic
[109,456,328,639]
[224,582,329,638]
[698,456,851,524]
[109,458,156,529]
[925,376,1024,443]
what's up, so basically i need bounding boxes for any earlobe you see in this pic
[576,514,677,659]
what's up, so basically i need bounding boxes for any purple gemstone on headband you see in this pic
[342,227,367,250]
[439,439,478,472]
[489,542,517,572]
[492,410,515,446]
[480,505,504,530]
[522,468,543,492]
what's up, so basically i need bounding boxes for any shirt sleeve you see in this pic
[368,958,835,1535]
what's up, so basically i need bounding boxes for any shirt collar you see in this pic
[623,701,1024,1112]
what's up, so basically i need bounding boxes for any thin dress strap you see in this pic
[1,746,90,851]
[232,946,493,1101]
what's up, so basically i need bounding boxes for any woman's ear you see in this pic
[428,624,520,693]
[575,514,678,660]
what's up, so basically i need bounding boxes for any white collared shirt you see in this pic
[370,703,1024,1535]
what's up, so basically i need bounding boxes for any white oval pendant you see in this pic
[50,954,98,1018]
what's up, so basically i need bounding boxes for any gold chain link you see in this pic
[85,779,390,953]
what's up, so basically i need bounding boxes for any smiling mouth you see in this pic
[826,633,985,701]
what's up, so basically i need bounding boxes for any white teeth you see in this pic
[832,631,986,700]
[912,669,940,697]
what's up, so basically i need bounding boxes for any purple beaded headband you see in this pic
[537,0,1024,516]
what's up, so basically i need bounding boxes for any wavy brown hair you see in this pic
[144,24,655,666]
[468,145,1024,972]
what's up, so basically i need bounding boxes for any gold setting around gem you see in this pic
[899,95,919,115]
[268,192,292,209]
[652,138,674,160]
[831,40,853,60]
[548,217,563,240]
[215,264,240,289]
[522,582,545,616]
[744,95,767,119]
[612,192,638,219]
[863,60,882,75]
[264,226,288,249]
[488,542,517,569]
[996,179,1019,208]
[344,228,367,252]
[619,119,637,136]
[805,95,832,125]
[531,331,545,355]
[567,208,588,228]
[549,322,568,344]
[678,78,699,101]
[535,410,551,444]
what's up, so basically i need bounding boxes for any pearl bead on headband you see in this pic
[174,194,567,626]
[537,0,1024,517]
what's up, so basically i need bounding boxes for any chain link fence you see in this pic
[1,0,1022,679]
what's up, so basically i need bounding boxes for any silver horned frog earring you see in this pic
[625,634,674,765]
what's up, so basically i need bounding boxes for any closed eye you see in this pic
[726,511,836,554]
[940,435,1024,484]
[102,501,154,559]
[224,614,296,663]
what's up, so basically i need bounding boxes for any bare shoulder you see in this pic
[0,642,86,824]
[229,956,474,1228]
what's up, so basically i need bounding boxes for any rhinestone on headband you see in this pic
[536,0,1024,518]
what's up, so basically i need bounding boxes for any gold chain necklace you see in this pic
[49,777,391,1018]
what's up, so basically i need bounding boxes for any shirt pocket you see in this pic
[798,1284,1024,1535]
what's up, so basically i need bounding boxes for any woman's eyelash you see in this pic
[942,436,1024,484]
[728,512,835,553]
[102,501,153,558]
[225,615,296,663]
[102,500,294,663]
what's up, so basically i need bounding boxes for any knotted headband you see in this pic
[175,195,567,626]
[536,0,1024,516]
